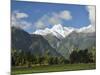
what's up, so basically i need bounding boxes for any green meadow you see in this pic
[11,63,95,75]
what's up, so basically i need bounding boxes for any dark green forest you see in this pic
[11,48,96,67]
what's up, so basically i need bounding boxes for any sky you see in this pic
[11,0,95,33]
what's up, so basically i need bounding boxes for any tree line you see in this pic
[11,48,95,67]
[69,49,95,63]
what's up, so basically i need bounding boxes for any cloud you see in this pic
[34,15,49,29]
[49,17,61,25]
[49,10,72,25]
[11,11,32,30]
[13,11,29,19]
[34,21,46,29]
[86,6,96,26]
[59,10,72,20]
[34,10,72,29]
[77,6,96,33]
[48,13,62,25]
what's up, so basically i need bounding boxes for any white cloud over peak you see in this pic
[11,11,32,30]
[34,21,46,29]
[59,10,72,20]
[34,10,72,29]
[48,10,72,25]
[48,14,62,25]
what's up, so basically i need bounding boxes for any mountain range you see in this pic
[11,23,96,59]
[33,24,96,59]
[11,27,63,57]
[34,24,95,39]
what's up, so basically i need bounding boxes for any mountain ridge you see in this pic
[33,24,96,59]
[11,27,64,57]
[34,24,95,39]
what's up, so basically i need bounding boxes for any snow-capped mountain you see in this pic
[33,24,95,59]
[34,24,95,39]
[34,24,75,38]
[77,24,95,33]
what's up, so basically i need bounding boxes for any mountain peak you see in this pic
[77,25,95,33]
[33,24,95,39]
[51,24,66,38]
[52,24,63,30]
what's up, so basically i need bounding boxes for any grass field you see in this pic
[11,63,96,75]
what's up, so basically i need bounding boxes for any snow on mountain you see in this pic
[34,24,74,39]
[33,24,95,39]
[50,24,75,38]
[33,24,95,59]
[77,24,95,33]
[34,28,51,35]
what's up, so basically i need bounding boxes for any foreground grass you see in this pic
[11,63,96,75]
